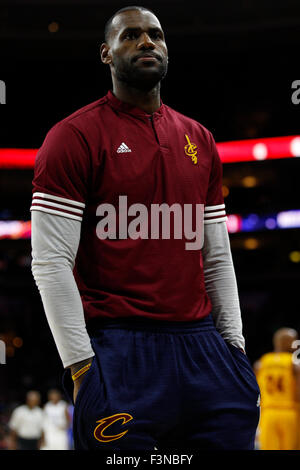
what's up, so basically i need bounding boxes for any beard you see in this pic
[112,55,168,92]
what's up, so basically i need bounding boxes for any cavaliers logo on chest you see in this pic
[184,134,198,164]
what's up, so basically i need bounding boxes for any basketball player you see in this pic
[31,6,260,450]
[8,391,44,450]
[41,389,69,450]
[254,328,300,450]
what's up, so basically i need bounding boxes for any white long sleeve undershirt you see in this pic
[31,211,94,368]
[202,221,245,351]
[31,212,245,368]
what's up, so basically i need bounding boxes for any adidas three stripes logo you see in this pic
[117,142,132,153]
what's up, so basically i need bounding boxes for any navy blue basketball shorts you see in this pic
[62,314,260,450]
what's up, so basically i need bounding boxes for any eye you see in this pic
[151,31,163,40]
[124,31,138,40]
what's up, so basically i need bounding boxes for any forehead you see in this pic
[28,392,39,399]
[111,10,163,35]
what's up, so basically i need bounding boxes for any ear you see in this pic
[100,43,112,65]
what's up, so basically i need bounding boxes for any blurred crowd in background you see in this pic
[0,388,73,450]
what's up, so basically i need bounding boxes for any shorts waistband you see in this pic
[87,313,215,335]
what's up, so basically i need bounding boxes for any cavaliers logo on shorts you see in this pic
[93,413,133,443]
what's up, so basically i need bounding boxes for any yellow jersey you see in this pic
[256,352,298,409]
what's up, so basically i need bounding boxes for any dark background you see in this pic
[0,0,299,422]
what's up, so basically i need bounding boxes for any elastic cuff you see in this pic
[63,351,95,369]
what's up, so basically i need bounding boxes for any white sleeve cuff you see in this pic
[204,204,227,224]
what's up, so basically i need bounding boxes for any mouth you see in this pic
[133,53,161,63]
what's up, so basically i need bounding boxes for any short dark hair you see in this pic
[104,5,156,43]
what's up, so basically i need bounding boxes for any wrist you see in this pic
[69,356,94,376]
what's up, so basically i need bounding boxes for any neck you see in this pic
[112,81,161,114]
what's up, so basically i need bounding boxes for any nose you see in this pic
[137,32,155,50]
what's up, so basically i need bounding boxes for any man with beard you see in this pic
[31,6,260,450]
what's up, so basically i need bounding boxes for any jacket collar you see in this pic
[106,90,164,118]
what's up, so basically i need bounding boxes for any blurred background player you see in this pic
[66,402,74,449]
[8,390,44,450]
[254,328,300,450]
[41,388,69,450]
